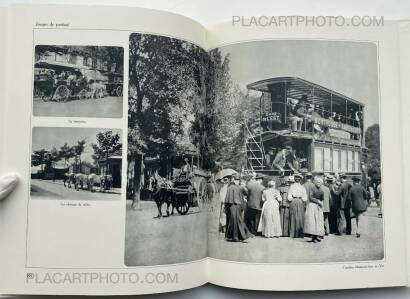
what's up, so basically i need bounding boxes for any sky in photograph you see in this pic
[219,40,379,130]
[32,127,122,164]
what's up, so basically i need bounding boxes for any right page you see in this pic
[205,19,407,290]
[399,20,410,285]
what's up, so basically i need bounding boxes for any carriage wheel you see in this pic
[115,86,123,97]
[42,93,53,102]
[176,201,190,215]
[53,85,70,102]
[78,89,88,100]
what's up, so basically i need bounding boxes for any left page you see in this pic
[0,5,208,295]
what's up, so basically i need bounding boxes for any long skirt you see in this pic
[304,202,325,237]
[225,204,252,241]
[258,199,282,237]
[289,198,305,238]
[280,206,291,237]
[219,203,226,232]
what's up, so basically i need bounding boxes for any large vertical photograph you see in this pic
[30,127,123,201]
[206,40,383,263]
[125,33,209,266]
[33,45,124,118]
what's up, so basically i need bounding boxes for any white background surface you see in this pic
[1,0,410,298]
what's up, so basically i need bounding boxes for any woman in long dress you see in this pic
[288,174,308,238]
[304,177,325,243]
[218,178,228,233]
[225,175,252,242]
[258,180,282,238]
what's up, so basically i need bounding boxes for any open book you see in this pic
[1,4,410,295]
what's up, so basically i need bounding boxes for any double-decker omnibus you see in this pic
[245,77,364,178]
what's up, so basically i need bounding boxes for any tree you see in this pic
[31,149,48,174]
[127,33,207,206]
[72,139,86,173]
[47,147,61,181]
[203,49,258,171]
[364,124,381,180]
[59,143,74,168]
[92,131,122,168]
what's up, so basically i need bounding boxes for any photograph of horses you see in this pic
[33,45,124,118]
[30,127,123,201]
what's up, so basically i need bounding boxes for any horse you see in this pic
[63,173,76,188]
[87,173,106,192]
[152,175,175,218]
[74,173,89,191]
[89,82,106,99]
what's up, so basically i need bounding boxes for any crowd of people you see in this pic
[218,171,380,243]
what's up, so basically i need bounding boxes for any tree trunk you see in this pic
[131,154,142,210]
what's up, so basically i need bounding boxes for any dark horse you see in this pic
[153,178,175,218]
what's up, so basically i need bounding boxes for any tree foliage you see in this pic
[364,124,381,180]
[128,34,207,162]
[92,131,122,163]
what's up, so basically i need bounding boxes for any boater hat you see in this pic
[305,172,313,178]
[294,173,303,179]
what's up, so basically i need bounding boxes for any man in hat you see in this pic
[348,176,368,237]
[272,146,297,175]
[338,173,352,235]
[245,172,265,235]
[179,157,192,179]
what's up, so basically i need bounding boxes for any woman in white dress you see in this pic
[258,180,282,238]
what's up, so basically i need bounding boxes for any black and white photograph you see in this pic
[124,36,383,266]
[206,40,383,263]
[33,45,124,118]
[30,127,123,201]
[125,33,209,266]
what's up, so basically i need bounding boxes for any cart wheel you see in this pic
[115,86,123,97]
[78,89,88,100]
[176,201,190,215]
[42,93,52,102]
[53,85,70,102]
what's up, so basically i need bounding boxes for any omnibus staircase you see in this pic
[244,124,266,172]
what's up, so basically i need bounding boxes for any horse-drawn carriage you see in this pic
[34,60,123,102]
[154,169,210,216]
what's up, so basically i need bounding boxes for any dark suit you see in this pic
[340,181,352,235]
[245,179,265,234]
[348,184,368,215]
[329,183,339,234]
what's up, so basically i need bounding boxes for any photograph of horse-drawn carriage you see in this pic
[124,33,211,266]
[33,45,124,118]
[30,127,122,201]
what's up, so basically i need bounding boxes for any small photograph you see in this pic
[30,127,123,201]
[33,45,124,118]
